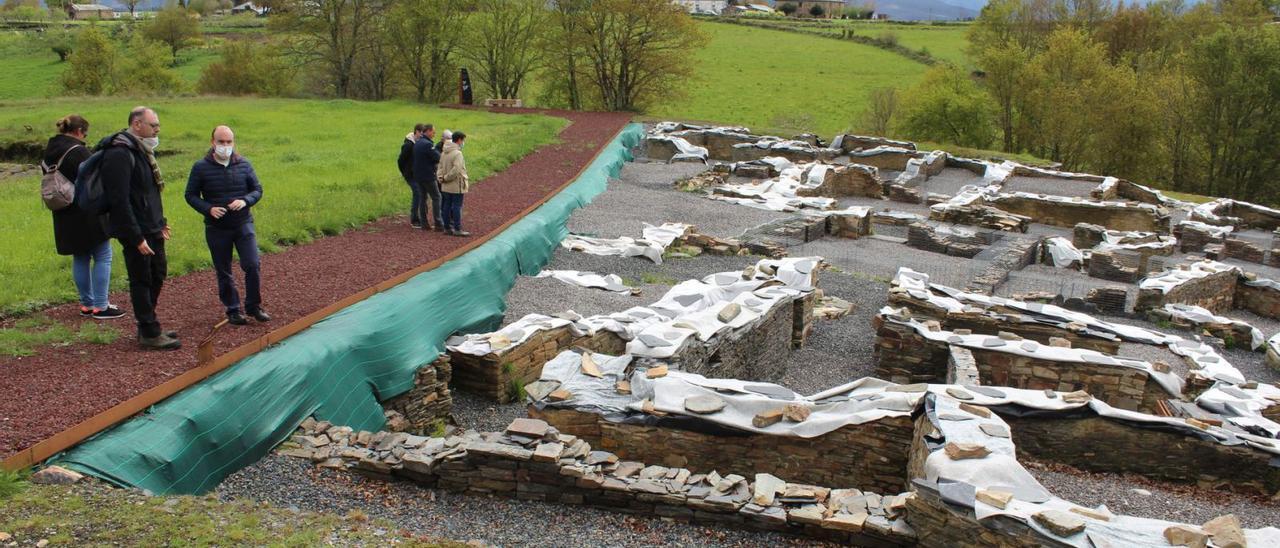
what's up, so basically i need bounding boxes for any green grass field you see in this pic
[0,33,220,100]
[651,21,930,138]
[0,98,563,316]
[830,21,971,66]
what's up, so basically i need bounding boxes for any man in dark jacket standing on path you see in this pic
[398,123,428,228]
[103,106,178,350]
[411,124,443,231]
[185,125,269,326]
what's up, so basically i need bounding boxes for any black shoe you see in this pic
[227,311,248,325]
[452,230,471,237]
[139,333,181,350]
[91,305,126,320]
[248,309,272,322]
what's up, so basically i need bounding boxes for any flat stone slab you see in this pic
[506,418,550,439]
[684,395,727,414]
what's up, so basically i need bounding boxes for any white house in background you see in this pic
[672,0,729,14]
[231,1,269,16]
[66,3,116,20]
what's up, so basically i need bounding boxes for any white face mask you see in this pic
[142,136,160,151]
[215,145,234,160]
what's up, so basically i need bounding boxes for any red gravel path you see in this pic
[0,108,632,458]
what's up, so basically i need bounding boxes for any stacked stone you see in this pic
[1072,223,1109,249]
[966,237,1039,294]
[739,215,828,244]
[1085,287,1128,315]
[928,204,1031,233]
[926,193,952,207]
[833,134,917,154]
[531,407,915,497]
[1087,250,1141,282]
[886,184,923,204]
[1223,237,1265,264]
[729,162,778,179]
[904,485,1051,548]
[848,148,919,171]
[886,291,1121,353]
[630,295,797,383]
[792,291,817,348]
[905,223,984,258]
[449,326,627,403]
[731,142,840,164]
[873,211,926,226]
[1175,222,1227,253]
[673,172,727,192]
[382,356,453,434]
[987,194,1170,232]
[946,347,980,386]
[674,231,746,256]
[1234,273,1280,320]
[825,209,872,239]
[642,137,682,162]
[1145,308,1258,350]
[1134,267,1239,314]
[279,418,918,546]
[795,164,882,199]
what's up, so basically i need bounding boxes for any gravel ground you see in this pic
[1115,341,1190,379]
[217,454,827,548]
[1024,460,1280,529]
[997,265,1135,303]
[1097,314,1280,385]
[789,237,988,289]
[784,270,888,394]
[918,168,986,197]
[1002,175,1099,198]
[567,162,790,240]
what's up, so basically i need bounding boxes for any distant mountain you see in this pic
[872,0,980,20]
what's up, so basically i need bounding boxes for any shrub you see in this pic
[197,40,297,97]
[61,26,117,95]
[877,31,899,47]
[808,4,824,17]
[778,2,797,15]
[116,34,184,94]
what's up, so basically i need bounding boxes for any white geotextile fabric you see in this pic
[1043,237,1083,268]
[1177,219,1234,238]
[1094,178,1193,209]
[448,257,820,358]
[894,150,949,187]
[1137,260,1239,293]
[878,310,1185,397]
[650,135,708,162]
[1269,332,1280,358]
[1166,338,1249,385]
[1244,277,1280,291]
[1189,198,1280,227]
[560,222,691,264]
[708,158,854,212]
[1162,303,1264,350]
[1197,383,1280,438]
[536,270,632,294]
[998,191,1164,214]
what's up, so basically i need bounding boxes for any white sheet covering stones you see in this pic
[560,222,691,264]
[1138,260,1241,294]
[535,270,633,294]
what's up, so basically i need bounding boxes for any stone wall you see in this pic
[529,407,917,496]
[1135,269,1238,314]
[847,148,920,171]
[928,204,1031,233]
[731,143,839,164]
[988,195,1170,232]
[1003,414,1280,496]
[905,223,986,258]
[281,418,918,545]
[826,209,872,239]
[450,327,628,403]
[382,355,453,435]
[795,164,881,199]
[882,304,1122,354]
[873,319,1168,413]
[1223,238,1265,264]
[1174,222,1227,253]
[1087,250,1140,283]
[647,294,798,383]
[835,134,917,154]
[1234,279,1280,319]
[886,184,923,204]
[966,236,1040,294]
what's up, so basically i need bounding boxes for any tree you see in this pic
[974,41,1032,152]
[120,0,142,18]
[142,6,202,64]
[540,0,589,109]
[270,0,378,98]
[898,66,997,148]
[577,0,707,111]
[198,40,298,96]
[779,2,797,16]
[41,23,77,61]
[809,4,825,17]
[861,87,898,137]
[386,0,469,103]
[61,26,117,95]
[116,34,185,94]
[351,11,396,100]
[460,0,545,100]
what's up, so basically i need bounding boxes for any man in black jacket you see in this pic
[411,124,443,231]
[103,106,177,349]
[185,125,269,326]
[397,123,428,228]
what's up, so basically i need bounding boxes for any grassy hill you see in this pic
[0,33,219,100]
[650,21,932,138]
[0,98,563,316]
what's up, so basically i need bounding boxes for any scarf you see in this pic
[112,132,165,189]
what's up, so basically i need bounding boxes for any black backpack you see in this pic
[73,141,132,215]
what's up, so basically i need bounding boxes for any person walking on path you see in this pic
[185,125,270,326]
[43,115,124,320]
[398,123,428,228]
[103,106,178,350]
[438,131,471,237]
[412,124,443,231]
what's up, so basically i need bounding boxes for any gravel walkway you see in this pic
[216,453,831,548]
[0,109,633,458]
[791,237,987,289]
[1002,175,1098,198]
[783,271,888,394]
[1024,460,1280,529]
[918,168,985,197]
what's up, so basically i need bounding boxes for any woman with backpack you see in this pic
[42,114,123,320]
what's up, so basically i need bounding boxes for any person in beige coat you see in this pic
[437,132,470,236]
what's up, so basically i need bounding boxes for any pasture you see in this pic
[0,98,562,315]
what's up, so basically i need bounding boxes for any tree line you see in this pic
[871,0,1280,204]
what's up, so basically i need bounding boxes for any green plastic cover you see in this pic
[58,123,644,494]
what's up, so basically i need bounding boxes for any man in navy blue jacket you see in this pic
[411,124,443,231]
[185,125,270,326]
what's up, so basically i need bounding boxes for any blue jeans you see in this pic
[206,222,261,314]
[72,239,112,309]
[442,192,464,231]
[407,179,426,225]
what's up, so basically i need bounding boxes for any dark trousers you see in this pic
[406,179,426,225]
[442,192,464,230]
[119,232,167,338]
[206,222,261,314]
[422,178,443,228]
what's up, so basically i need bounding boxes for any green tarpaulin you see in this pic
[59,123,644,494]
